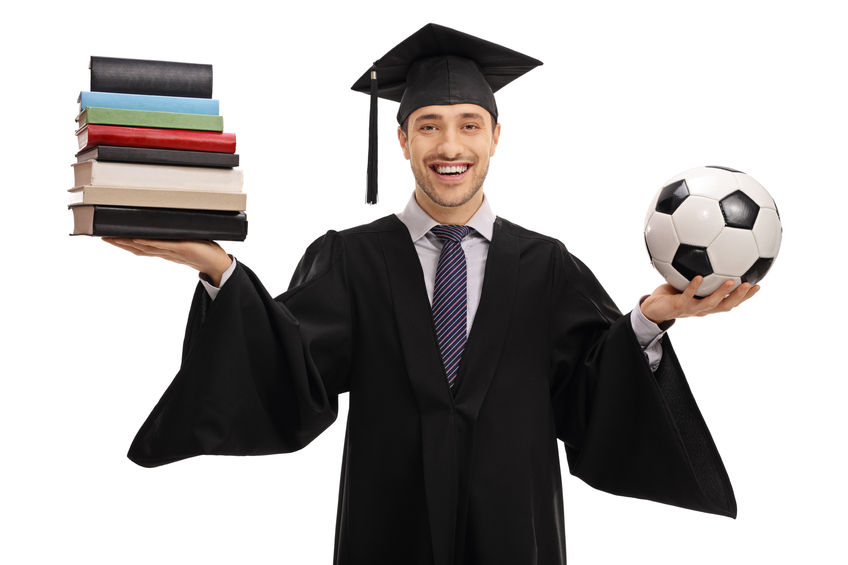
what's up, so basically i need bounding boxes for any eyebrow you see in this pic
[413,112,486,125]
[413,113,443,125]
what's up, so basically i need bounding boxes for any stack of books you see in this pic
[69,56,247,240]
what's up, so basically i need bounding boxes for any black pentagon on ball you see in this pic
[720,190,759,229]
[706,165,746,173]
[672,244,713,280]
[655,179,689,214]
[742,257,774,285]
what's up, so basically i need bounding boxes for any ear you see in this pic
[490,122,501,157]
[398,126,411,160]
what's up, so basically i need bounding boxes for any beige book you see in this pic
[72,161,243,192]
[68,185,246,211]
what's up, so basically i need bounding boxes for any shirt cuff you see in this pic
[199,255,237,300]
[631,296,676,372]
[632,295,675,346]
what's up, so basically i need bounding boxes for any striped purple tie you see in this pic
[431,224,470,389]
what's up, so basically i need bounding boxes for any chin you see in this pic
[415,167,487,209]
[424,184,481,208]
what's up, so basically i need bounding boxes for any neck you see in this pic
[414,187,484,225]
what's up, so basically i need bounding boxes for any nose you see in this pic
[436,127,463,159]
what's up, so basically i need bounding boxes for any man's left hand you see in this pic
[640,276,760,325]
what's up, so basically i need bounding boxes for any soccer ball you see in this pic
[644,166,782,297]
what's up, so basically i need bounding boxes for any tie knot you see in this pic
[431,224,469,244]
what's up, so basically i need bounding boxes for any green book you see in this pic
[76,106,224,132]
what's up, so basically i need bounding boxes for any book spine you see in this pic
[68,186,246,211]
[76,145,239,168]
[81,107,224,132]
[79,91,219,115]
[79,125,236,153]
[90,56,213,98]
[74,206,247,241]
[73,161,243,191]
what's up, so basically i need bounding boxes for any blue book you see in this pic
[78,91,219,115]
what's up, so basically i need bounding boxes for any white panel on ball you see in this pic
[645,191,661,227]
[651,259,690,292]
[683,168,739,200]
[734,173,776,210]
[700,274,741,296]
[752,208,782,257]
[645,212,679,263]
[707,228,759,276]
[672,196,725,246]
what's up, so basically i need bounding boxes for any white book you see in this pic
[71,161,243,192]
[68,185,246,211]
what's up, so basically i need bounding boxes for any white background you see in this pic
[2,0,846,563]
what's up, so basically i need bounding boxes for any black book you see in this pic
[90,56,213,98]
[70,205,247,241]
[76,145,239,168]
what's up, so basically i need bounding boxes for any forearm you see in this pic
[200,256,238,300]
[632,296,674,372]
[203,253,234,287]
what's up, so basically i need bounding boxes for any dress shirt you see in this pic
[200,193,669,370]
[395,192,494,333]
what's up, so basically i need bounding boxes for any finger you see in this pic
[735,284,760,306]
[106,240,153,256]
[112,240,177,259]
[103,238,197,269]
[124,239,189,254]
[682,276,703,300]
[116,240,164,254]
[704,280,737,309]
[716,282,752,311]
[103,237,133,246]
[692,279,744,316]
[684,279,730,316]
[104,238,140,251]
[129,238,194,251]
[707,282,756,314]
[129,240,172,252]
[105,237,152,248]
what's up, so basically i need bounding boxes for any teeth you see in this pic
[435,164,469,174]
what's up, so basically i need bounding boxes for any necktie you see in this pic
[430,225,470,389]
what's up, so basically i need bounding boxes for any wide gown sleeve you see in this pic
[550,242,736,518]
[128,231,352,468]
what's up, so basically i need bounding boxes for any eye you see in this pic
[463,124,480,131]
[420,124,436,131]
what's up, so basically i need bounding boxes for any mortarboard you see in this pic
[351,23,543,204]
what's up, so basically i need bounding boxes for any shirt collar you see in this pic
[396,192,495,242]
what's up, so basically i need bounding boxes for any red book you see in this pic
[76,124,236,153]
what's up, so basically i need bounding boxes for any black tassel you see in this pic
[366,66,378,204]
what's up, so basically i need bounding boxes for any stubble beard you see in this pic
[413,159,490,208]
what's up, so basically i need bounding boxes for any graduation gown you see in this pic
[128,214,736,565]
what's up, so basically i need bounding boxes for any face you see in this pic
[398,103,500,209]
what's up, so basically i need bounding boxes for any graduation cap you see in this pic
[351,23,543,204]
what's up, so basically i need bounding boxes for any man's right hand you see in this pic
[103,238,233,286]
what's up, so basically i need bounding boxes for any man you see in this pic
[106,24,757,565]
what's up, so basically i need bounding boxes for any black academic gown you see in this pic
[128,215,736,565]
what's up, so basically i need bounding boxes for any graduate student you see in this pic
[106,23,758,565]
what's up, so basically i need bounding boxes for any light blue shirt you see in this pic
[202,192,668,370]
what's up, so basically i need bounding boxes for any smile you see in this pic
[429,162,472,180]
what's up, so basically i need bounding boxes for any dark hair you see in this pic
[400,111,497,136]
